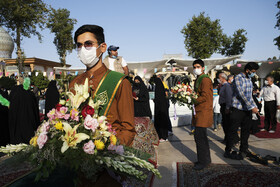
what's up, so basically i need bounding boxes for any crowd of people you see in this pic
[0,24,279,184]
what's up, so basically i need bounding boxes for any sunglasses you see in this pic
[76,40,95,50]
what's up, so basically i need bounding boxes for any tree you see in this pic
[47,8,77,67]
[0,0,49,74]
[30,71,49,90]
[181,12,223,59]
[274,1,280,50]
[220,29,248,56]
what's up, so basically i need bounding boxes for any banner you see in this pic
[143,68,147,74]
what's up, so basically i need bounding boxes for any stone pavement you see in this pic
[152,125,280,187]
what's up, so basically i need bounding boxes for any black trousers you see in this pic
[264,100,277,131]
[194,127,211,165]
[220,104,230,141]
[225,108,251,153]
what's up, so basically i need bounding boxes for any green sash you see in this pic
[194,74,210,93]
[92,70,126,116]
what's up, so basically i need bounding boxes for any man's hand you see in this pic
[252,107,258,114]
[277,105,280,109]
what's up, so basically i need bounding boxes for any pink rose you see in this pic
[84,115,99,132]
[56,106,70,120]
[37,133,48,149]
[83,140,95,154]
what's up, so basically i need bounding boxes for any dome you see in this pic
[0,26,14,59]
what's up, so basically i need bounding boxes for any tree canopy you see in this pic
[181,12,223,59]
[30,71,49,90]
[47,8,77,67]
[0,0,49,73]
[181,12,248,59]
[274,1,280,50]
[220,29,248,56]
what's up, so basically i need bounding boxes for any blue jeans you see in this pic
[213,113,222,129]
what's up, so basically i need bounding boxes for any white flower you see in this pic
[67,78,90,109]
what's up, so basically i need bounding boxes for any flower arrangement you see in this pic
[170,82,197,109]
[0,78,161,183]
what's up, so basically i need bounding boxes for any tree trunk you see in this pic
[16,28,24,75]
[62,53,66,67]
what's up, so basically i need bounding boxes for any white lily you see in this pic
[61,122,89,153]
[67,78,90,109]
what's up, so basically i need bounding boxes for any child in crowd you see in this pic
[213,83,222,132]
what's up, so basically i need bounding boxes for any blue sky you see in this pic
[10,0,280,67]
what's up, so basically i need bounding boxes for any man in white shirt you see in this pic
[103,45,129,75]
[259,76,280,133]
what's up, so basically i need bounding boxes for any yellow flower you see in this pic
[55,121,63,130]
[94,140,105,150]
[110,135,117,145]
[29,136,38,146]
[61,122,90,153]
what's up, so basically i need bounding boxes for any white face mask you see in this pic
[264,80,269,85]
[193,68,202,76]
[78,45,102,68]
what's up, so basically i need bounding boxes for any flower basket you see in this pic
[0,78,161,185]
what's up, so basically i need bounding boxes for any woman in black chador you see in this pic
[154,77,171,141]
[9,78,40,144]
[45,80,60,117]
[0,87,10,146]
[132,76,152,119]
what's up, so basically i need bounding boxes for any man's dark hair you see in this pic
[74,25,105,45]
[244,62,259,72]
[193,59,204,67]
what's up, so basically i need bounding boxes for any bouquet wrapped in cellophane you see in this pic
[170,82,197,110]
[0,78,161,183]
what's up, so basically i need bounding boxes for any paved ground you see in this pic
[152,125,280,187]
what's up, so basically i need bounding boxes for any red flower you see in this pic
[55,104,63,111]
[81,105,95,118]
